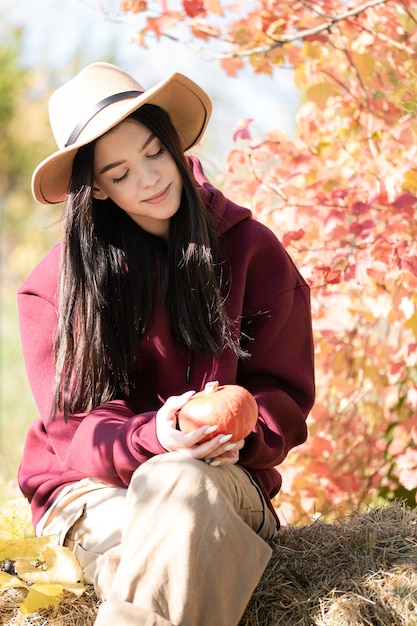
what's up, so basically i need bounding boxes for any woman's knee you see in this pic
[130,453,243,519]
[130,452,212,504]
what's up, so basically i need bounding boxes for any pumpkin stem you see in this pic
[204,381,219,394]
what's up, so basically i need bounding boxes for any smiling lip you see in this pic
[143,185,170,204]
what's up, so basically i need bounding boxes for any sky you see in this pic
[0,0,299,172]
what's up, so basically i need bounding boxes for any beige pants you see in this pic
[40,452,277,626]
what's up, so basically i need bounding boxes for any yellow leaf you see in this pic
[0,498,34,540]
[15,543,84,585]
[0,535,59,561]
[306,83,340,108]
[1,533,83,592]
[20,583,63,614]
[352,52,375,88]
[403,168,417,194]
[266,46,285,66]
[61,581,86,597]
[0,570,27,590]
[0,506,85,616]
[265,18,285,37]
[293,64,305,90]
[303,41,325,60]
[405,312,417,339]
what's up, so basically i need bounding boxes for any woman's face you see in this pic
[93,118,183,239]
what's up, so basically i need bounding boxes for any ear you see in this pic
[92,184,109,200]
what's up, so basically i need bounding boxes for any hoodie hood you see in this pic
[186,155,252,235]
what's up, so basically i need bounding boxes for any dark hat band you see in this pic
[65,90,144,147]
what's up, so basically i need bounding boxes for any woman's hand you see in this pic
[156,391,244,466]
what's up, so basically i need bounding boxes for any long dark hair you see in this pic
[54,104,242,414]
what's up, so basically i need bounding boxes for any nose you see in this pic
[137,163,159,188]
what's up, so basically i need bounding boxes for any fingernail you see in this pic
[205,459,212,464]
[218,434,232,444]
[210,460,221,467]
[205,425,218,435]
[224,443,236,452]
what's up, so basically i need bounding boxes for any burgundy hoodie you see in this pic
[17,157,315,528]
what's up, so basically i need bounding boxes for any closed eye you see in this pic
[148,145,166,159]
[112,170,129,184]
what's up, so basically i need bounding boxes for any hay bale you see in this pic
[0,587,100,626]
[2,502,417,625]
[240,502,417,626]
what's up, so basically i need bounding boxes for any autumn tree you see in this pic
[102,0,417,522]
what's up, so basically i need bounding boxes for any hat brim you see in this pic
[32,73,212,205]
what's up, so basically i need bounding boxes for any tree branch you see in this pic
[160,0,391,60]
[358,23,417,56]
[102,0,392,62]
[264,0,390,45]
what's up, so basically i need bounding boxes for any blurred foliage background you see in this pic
[0,31,60,503]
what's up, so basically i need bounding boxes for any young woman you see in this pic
[18,62,315,626]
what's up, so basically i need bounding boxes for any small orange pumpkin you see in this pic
[178,381,258,443]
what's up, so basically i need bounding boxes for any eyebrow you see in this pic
[98,132,156,175]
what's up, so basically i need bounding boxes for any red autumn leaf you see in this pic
[333,472,361,494]
[314,266,342,285]
[183,0,205,17]
[408,344,417,356]
[393,192,417,209]
[282,229,305,248]
[221,57,244,77]
[308,459,332,479]
[351,201,371,215]
[349,219,375,238]
[145,16,162,37]
[232,118,253,142]
[310,435,333,457]
[390,361,405,376]
[191,22,221,39]
[401,255,417,277]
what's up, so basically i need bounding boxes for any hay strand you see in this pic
[2,502,417,625]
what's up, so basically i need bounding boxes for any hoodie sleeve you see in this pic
[17,245,165,491]
[230,220,315,471]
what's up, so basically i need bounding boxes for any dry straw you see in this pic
[2,502,417,626]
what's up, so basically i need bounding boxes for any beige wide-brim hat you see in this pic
[32,62,212,204]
